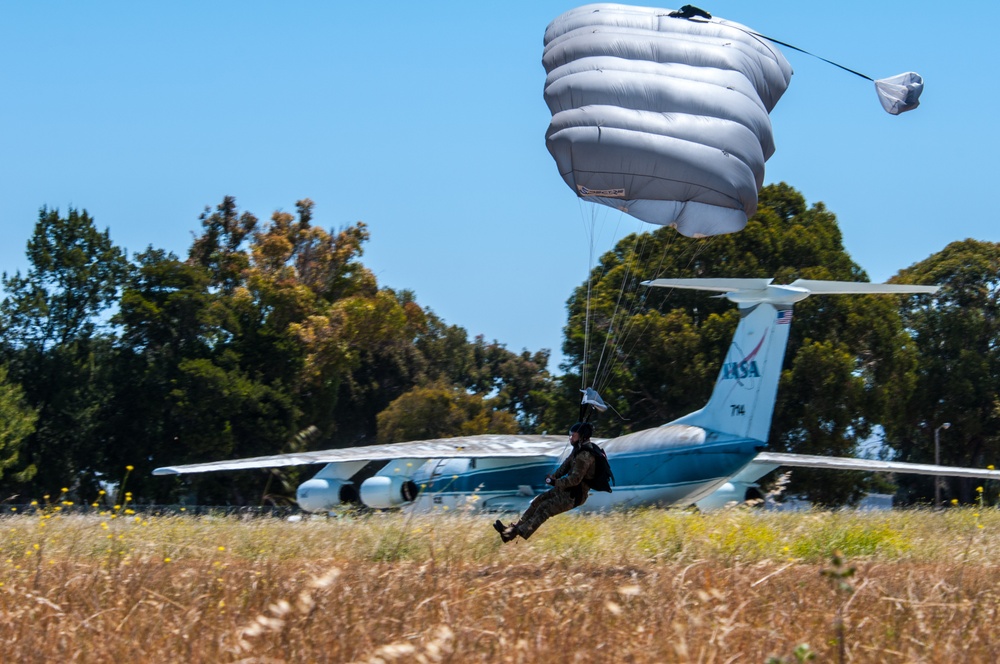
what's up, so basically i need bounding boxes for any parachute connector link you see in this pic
[580,387,608,422]
[669,5,712,20]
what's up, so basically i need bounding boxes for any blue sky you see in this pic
[2,2,996,371]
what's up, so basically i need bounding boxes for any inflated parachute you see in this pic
[543,4,793,238]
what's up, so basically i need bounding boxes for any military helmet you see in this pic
[569,421,593,440]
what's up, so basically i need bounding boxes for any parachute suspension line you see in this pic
[575,211,722,414]
[596,232,714,394]
[591,228,657,395]
[578,200,630,394]
[588,227,664,397]
[577,198,607,391]
[591,214,664,392]
[594,228,638,387]
[594,229,683,394]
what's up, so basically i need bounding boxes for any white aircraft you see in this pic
[153,278,1000,512]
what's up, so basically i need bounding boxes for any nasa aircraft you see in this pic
[153,278,1000,511]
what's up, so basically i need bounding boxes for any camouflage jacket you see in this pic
[552,445,596,496]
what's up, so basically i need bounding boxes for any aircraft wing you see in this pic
[786,280,938,295]
[152,434,575,476]
[753,452,1000,480]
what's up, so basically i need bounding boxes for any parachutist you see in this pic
[495,421,613,542]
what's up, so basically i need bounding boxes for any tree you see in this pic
[0,366,37,484]
[105,246,274,501]
[885,240,1000,504]
[557,183,917,504]
[0,196,559,504]
[0,207,128,497]
[114,197,550,502]
[1,208,127,350]
[376,383,518,443]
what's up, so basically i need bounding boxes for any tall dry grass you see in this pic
[2,507,1000,662]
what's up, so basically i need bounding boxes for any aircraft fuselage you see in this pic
[397,425,764,513]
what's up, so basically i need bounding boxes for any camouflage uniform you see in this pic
[507,444,596,540]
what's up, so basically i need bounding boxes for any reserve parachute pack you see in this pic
[581,441,615,493]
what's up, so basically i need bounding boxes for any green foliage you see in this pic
[0,207,128,496]
[376,383,518,443]
[0,196,551,504]
[766,644,816,664]
[0,366,37,482]
[789,519,910,560]
[887,240,1000,504]
[1,207,127,350]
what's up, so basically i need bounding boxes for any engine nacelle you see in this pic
[296,478,358,512]
[694,482,765,511]
[359,475,420,509]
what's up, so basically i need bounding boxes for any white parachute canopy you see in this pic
[875,72,923,115]
[543,4,793,238]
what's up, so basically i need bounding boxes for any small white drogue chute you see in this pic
[874,72,923,115]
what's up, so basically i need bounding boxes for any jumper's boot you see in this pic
[493,519,518,543]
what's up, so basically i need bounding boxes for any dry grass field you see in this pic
[2,504,1000,663]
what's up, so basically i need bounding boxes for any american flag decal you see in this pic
[776,310,793,325]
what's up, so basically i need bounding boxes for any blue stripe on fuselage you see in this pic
[413,438,761,504]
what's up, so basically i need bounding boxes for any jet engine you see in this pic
[693,482,765,511]
[359,476,420,509]
[296,478,359,512]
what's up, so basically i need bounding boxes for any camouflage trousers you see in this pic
[515,487,585,539]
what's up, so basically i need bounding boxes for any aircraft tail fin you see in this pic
[643,278,937,442]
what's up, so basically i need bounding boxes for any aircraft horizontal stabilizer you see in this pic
[642,278,937,306]
[755,452,1000,481]
[787,280,939,296]
[641,278,774,293]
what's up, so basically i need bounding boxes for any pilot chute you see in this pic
[543,4,793,238]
